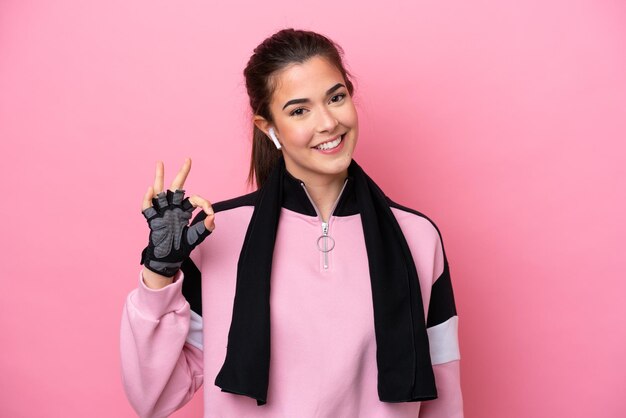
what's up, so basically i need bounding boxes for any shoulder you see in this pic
[190,190,259,226]
[212,190,259,213]
[386,197,451,261]
[387,198,452,279]
[386,197,445,243]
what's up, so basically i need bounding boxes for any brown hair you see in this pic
[244,28,355,188]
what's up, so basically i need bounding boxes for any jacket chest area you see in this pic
[269,212,375,341]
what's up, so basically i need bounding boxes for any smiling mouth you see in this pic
[313,134,344,151]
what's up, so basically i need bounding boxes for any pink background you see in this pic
[1,1,625,417]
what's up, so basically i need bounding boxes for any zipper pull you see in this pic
[318,222,334,270]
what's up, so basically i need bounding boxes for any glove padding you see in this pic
[140,189,211,277]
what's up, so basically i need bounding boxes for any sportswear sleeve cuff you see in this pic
[131,269,188,319]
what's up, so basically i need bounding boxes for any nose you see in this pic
[316,106,339,133]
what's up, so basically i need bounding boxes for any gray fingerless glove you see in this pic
[140,189,211,277]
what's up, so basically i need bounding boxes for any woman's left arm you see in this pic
[419,235,464,418]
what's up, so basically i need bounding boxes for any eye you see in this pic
[329,93,346,103]
[289,108,307,117]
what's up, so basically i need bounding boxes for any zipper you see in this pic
[319,221,331,269]
[300,179,348,270]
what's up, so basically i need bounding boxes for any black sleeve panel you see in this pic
[426,261,457,328]
[181,257,202,316]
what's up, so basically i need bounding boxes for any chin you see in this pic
[316,154,353,177]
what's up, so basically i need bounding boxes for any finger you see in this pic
[204,213,215,232]
[188,194,214,216]
[169,157,192,192]
[153,161,164,194]
[142,186,154,211]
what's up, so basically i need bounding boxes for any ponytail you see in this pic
[248,126,282,188]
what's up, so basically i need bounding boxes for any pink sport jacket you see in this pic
[121,175,463,418]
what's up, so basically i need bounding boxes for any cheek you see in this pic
[340,103,359,128]
[283,124,314,147]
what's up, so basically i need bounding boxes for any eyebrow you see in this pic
[281,83,346,110]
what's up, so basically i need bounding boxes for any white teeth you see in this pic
[315,136,343,150]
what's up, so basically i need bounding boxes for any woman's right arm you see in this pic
[120,159,214,418]
[120,268,204,418]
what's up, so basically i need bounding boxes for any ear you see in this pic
[253,115,273,137]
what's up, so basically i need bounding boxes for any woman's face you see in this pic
[259,55,359,185]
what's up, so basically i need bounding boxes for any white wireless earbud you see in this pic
[268,127,282,150]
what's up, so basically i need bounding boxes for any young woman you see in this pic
[121,29,463,418]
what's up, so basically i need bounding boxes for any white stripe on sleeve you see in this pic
[427,315,460,365]
[185,309,204,351]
